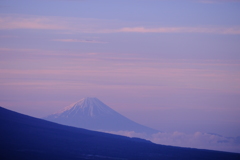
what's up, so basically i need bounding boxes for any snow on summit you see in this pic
[56,97,117,118]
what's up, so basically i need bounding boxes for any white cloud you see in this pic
[1,14,240,35]
[103,130,240,153]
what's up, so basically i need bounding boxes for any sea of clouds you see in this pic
[103,130,240,153]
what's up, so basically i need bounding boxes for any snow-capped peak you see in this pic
[55,97,116,118]
[44,97,159,134]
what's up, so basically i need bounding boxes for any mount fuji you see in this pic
[44,97,158,134]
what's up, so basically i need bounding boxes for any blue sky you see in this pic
[0,0,240,152]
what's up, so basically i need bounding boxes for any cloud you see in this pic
[116,27,240,34]
[1,14,240,35]
[0,15,65,30]
[1,47,240,94]
[53,39,107,43]
[103,130,240,153]
[0,14,109,32]
[1,46,240,96]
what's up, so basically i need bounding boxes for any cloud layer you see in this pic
[1,14,240,35]
[104,130,240,153]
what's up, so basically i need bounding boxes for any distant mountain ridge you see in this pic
[44,97,158,134]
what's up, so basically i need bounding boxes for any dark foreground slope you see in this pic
[0,107,239,160]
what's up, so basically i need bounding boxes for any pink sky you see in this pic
[0,0,240,152]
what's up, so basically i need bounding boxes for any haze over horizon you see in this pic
[0,0,240,153]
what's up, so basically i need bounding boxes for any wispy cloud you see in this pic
[0,15,65,30]
[1,14,240,35]
[53,39,107,43]
[116,27,240,34]
[0,14,108,32]
[1,47,240,94]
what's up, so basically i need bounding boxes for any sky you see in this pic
[0,0,240,152]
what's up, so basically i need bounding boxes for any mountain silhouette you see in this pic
[44,97,158,134]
